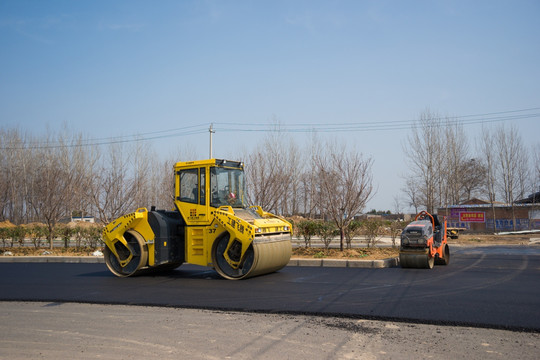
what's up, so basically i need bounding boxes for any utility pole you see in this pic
[209,123,215,158]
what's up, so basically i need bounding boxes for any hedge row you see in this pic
[0,222,103,249]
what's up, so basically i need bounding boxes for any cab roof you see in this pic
[174,158,244,170]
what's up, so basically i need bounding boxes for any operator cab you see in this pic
[174,159,249,225]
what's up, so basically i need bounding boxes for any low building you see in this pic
[437,194,540,233]
[59,216,96,224]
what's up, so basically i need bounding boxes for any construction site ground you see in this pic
[1,233,538,261]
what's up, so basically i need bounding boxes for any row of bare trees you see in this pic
[1,127,375,251]
[402,110,539,219]
[244,133,374,251]
[0,128,184,248]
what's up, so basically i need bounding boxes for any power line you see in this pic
[3,127,210,150]
[213,110,540,133]
[214,107,540,131]
[1,107,539,150]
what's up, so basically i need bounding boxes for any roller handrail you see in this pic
[414,210,435,229]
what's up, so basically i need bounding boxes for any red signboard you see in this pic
[459,212,485,222]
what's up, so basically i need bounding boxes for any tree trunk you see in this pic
[48,223,54,250]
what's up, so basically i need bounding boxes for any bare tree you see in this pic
[131,140,154,209]
[444,119,469,206]
[89,143,136,224]
[403,109,442,213]
[244,128,302,215]
[284,140,303,215]
[531,144,540,223]
[67,132,98,222]
[299,135,322,218]
[494,124,528,230]
[25,131,88,248]
[515,149,530,202]
[245,150,281,212]
[478,126,498,231]
[147,159,174,210]
[534,144,540,193]
[392,195,402,216]
[403,111,482,215]
[460,159,486,201]
[300,171,316,217]
[402,176,420,214]
[0,129,32,224]
[314,143,374,251]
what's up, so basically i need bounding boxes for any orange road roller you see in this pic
[399,211,450,269]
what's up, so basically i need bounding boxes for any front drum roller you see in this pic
[213,233,292,280]
[399,249,434,269]
[104,230,149,277]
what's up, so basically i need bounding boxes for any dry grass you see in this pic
[450,234,534,245]
[1,247,102,256]
[292,247,399,260]
[2,234,536,259]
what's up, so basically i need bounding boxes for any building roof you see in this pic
[460,198,490,205]
[515,191,540,204]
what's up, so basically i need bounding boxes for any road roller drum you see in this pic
[213,233,292,280]
[399,250,434,269]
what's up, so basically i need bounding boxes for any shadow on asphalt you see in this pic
[77,265,225,280]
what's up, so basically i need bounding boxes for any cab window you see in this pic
[199,167,206,205]
[179,168,198,204]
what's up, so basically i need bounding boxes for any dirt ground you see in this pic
[449,233,538,245]
[292,247,400,260]
[0,247,101,257]
[1,233,538,260]
[291,233,540,260]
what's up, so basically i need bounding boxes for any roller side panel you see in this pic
[147,210,186,267]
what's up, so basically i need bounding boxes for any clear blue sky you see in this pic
[1,0,539,212]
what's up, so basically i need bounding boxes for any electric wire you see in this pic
[1,107,539,150]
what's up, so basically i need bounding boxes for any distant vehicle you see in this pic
[399,211,450,268]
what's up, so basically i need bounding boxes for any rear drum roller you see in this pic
[104,230,148,277]
[435,244,450,265]
[213,233,292,280]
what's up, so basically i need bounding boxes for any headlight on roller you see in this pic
[401,235,409,245]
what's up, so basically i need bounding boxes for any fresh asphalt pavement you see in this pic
[1,246,539,359]
[1,245,539,331]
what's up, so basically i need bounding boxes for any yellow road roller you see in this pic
[399,211,450,269]
[102,159,292,280]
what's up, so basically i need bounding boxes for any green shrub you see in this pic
[296,220,319,248]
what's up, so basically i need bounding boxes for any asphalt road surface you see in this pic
[1,246,539,359]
